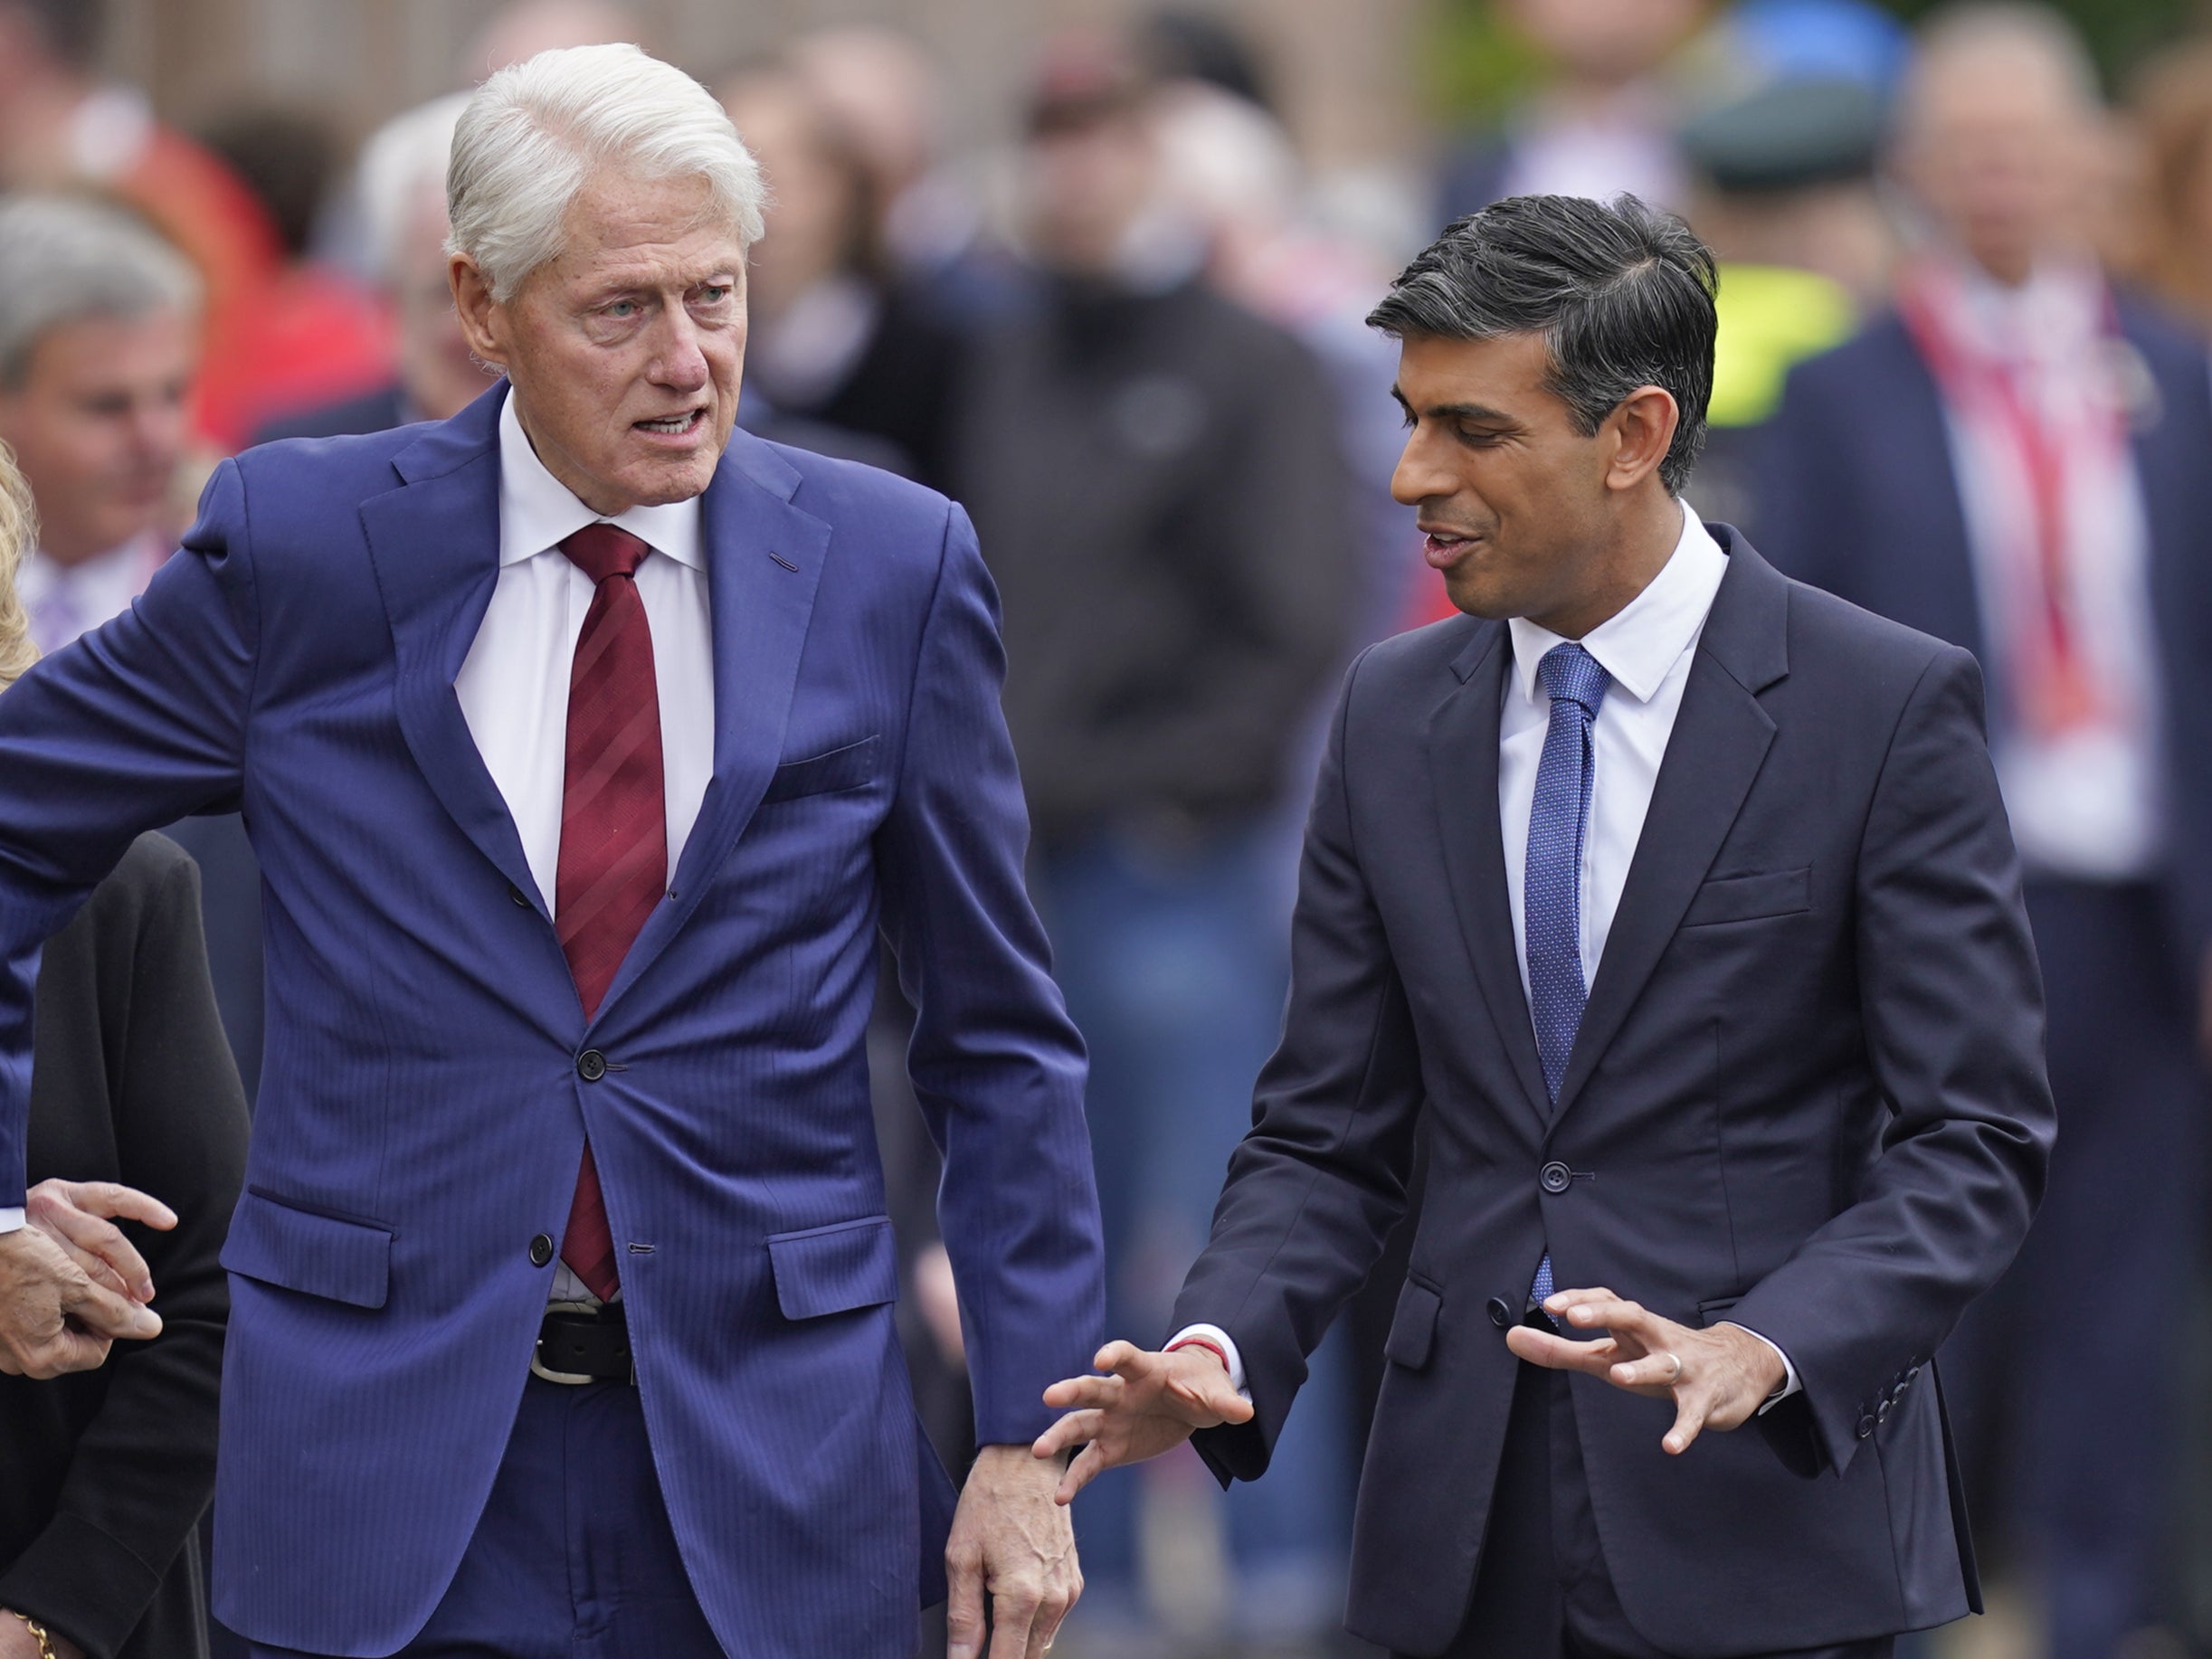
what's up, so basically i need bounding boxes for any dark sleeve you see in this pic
[1724,647,2055,1475]
[0,844,250,1659]
[0,460,258,1210]
[1081,332,1360,811]
[1748,365,1852,596]
[1172,651,1427,1484]
[874,503,1106,1446]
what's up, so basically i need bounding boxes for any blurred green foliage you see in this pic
[1425,0,2212,126]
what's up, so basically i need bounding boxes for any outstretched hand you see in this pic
[1505,1287,1784,1456]
[1031,1341,1256,1504]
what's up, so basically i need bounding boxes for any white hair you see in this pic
[447,42,766,303]
[0,194,202,389]
[359,92,470,281]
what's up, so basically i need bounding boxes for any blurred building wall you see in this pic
[100,0,1423,170]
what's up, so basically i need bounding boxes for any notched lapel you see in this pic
[1549,536,1790,1123]
[358,404,540,909]
[593,434,831,1018]
[1428,623,1551,1124]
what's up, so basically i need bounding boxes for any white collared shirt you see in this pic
[461,393,715,1308]
[457,391,716,913]
[1499,501,1726,992]
[1173,503,1799,1406]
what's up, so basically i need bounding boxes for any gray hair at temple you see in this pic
[1367,194,1718,496]
[0,194,203,392]
[447,42,767,304]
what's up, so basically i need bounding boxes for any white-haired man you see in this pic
[0,43,1103,1659]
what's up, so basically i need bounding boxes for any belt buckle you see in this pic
[531,1298,609,1387]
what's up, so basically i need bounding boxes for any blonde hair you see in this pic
[0,443,41,690]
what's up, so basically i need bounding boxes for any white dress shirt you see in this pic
[460,393,716,1302]
[1173,504,1799,1406]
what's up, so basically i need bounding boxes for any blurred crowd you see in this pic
[7,0,2212,1655]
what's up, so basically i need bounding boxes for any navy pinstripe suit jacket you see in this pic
[0,383,1105,1658]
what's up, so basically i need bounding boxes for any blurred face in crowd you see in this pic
[453,168,747,516]
[1024,107,1157,275]
[394,188,489,423]
[1505,0,1706,87]
[721,71,868,317]
[0,307,195,564]
[1894,32,2103,284]
[1390,330,1678,638]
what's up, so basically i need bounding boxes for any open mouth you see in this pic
[1422,527,1479,567]
[634,409,706,437]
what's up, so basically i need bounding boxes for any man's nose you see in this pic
[650,309,710,393]
[1391,431,1454,508]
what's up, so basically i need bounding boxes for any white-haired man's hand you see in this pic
[0,1179,174,1378]
[945,1443,1081,1659]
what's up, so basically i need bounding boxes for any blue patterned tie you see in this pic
[1525,643,1609,1317]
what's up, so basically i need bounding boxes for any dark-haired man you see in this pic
[1036,194,2054,1659]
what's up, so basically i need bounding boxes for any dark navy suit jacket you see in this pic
[1172,534,2054,1656]
[0,384,1105,1658]
[1753,299,2212,967]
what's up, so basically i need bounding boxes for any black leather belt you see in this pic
[531,1300,633,1386]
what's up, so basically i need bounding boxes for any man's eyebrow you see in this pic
[1389,388,1519,425]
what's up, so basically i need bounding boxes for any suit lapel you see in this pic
[592,430,831,1019]
[1548,532,1790,1123]
[359,388,540,907]
[1428,622,1551,1126]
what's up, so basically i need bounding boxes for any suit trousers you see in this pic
[247,1376,723,1659]
[1402,1346,1896,1659]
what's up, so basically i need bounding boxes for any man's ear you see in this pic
[450,255,508,371]
[1604,384,1680,492]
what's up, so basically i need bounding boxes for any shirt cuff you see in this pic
[1719,1322,1801,1413]
[0,1209,23,1234]
[1166,1322,1251,1401]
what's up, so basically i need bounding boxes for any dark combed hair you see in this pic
[1367,194,1719,495]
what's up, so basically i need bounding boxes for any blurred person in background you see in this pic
[190,109,394,450]
[953,37,1357,1654]
[1756,9,2212,1654]
[717,59,964,488]
[1153,76,1419,648]
[1678,65,1894,532]
[0,447,250,1659]
[254,95,483,441]
[0,195,199,660]
[0,0,281,448]
[1438,0,1709,222]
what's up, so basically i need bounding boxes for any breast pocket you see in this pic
[1680,866,1811,928]
[762,735,880,804]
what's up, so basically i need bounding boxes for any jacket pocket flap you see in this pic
[1682,867,1811,927]
[220,1187,393,1310]
[1695,1295,1741,1327]
[1383,1278,1443,1370]
[763,735,879,803]
[767,1215,899,1321]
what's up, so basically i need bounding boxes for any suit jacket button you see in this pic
[1856,1413,1876,1439]
[1540,1161,1572,1195]
[1487,1296,1513,1329]
[577,1049,607,1082]
[529,1233,555,1267]
[508,884,532,908]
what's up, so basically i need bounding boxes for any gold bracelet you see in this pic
[13,1613,57,1659]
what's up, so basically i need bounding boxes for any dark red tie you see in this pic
[554,523,664,1302]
